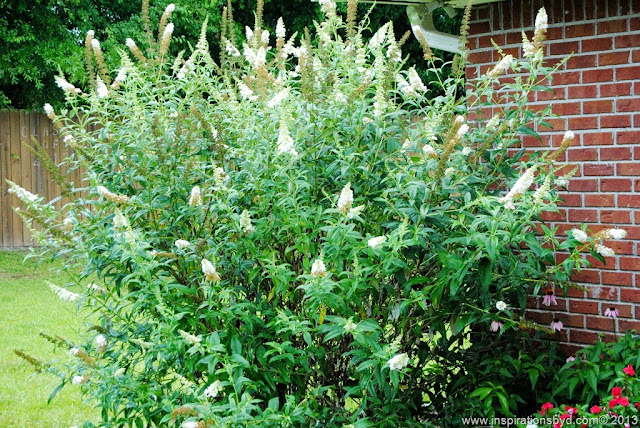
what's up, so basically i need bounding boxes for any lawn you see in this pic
[0,250,97,427]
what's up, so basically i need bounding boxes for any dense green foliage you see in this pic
[10,3,625,426]
[0,0,460,109]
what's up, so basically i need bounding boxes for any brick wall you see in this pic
[466,0,640,353]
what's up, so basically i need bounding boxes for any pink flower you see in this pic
[604,307,619,318]
[566,356,575,362]
[550,318,563,332]
[612,387,622,398]
[619,397,630,407]
[553,424,562,428]
[623,365,635,376]
[560,413,571,421]
[590,405,602,413]
[565,406,578,415]
[490,320,503,332]
[543,288,557,306]
[541,402,554,415]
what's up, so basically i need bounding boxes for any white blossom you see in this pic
[63,217,74,231]
[344,319,357,333]
[499,165,537,206]
[43,103,55,119]
[69,347,80,356]
[388,353,409,371]
[8,182,39,203]
[201,259,221,281]
[165,3,175,13]
[240,210,255,234]
[91,38,100,50]
[261,30,269,45]
[267,89,289,108]
[245,27,254,42]
[368,236,387,249]
[523,40,536,57]
[95,334,107,348]
[535,7,548,33]
[96,77,109,98]
[337,183,354,214]
[595,244,615,258]
[225,40,240,57]
[113,209,129,230]
[114,367,126,377]
[238,82,258,101]
[277,122,298,156]
[462,146,472,156]
[408,67,427,92]
[178,330,201,345]
[72,375,87,385]
[55,76,79,93]
[486,115,500,131]
[174,239,191,249]
[318,0,336,15]
[276,17,286,39]
[496,301,507,311]
[603,228,627,240]
[47,282,80,302]
[162,23,174,44]
[189,185,202,207]
[311,259,327,277]
[182,422,198,428]
[556,175,570,187]
[571,229,588,243]
[114,68,127,84]
[204,380,223,398]
[533,175,551,203]
[347,205,365,219]
[125,38,136,48]
[487,54,513,78]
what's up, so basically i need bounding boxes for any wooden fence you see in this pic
[0,110,82,248]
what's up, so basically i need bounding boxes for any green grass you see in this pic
[0,251,97,427]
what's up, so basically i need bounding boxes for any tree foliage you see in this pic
[0,0,460,109]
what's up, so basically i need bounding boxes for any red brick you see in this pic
[572,269,601,283]
[598,19,628,34]
[584,193,615,206]
[567,85,598,99]
[616,66,640,80]
[618,163,640,175]
[554,71,581,85]
[585,254,616,269]
[569,179,599,192]
[478,35,501,48]
[617,98,640,112]
[541,117,567,131]
[550,41,580,56]
[620,257,640,271]
[582,37,613,52]
[587,316,618,331]
[468,50,493,63]
[527,310,553,324]
[566,148,596,161]
[633,50,640,64]
[599,51,630,66]
[601,147,632,160]
[569,209,599,222]
[600,82,633,97]
[566,286,586,298]
[563,313,586,328]
[600,210,631,224]
[537,87,566,101]
[567,54,597,69]
[583,100,614,114]
[554,102,581,115]
[566,23,596,38]
[616,35,640,48]
[623,226,640,240]
[583,68,614,83]
[617,131,640,144]
[568,116,598,130]
[609,241,635,255]
[547,27,564,40]
[611,303,633,318]
[583,163,615,176]
[582,132,613,146]
[619,319,640,332]
[600,115,631,128]
[619,195,640,208]
[539,210,567,222]
[600,178,632,192]
[602,271,633,286]
[558,193,583,206]
[630,17,640,31]
[569,300,600,314]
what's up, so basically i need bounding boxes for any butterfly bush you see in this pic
[9,2,627,426]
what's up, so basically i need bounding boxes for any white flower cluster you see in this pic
[240,210,255,234]
[8,182,39,204]
[178,330,201,345]
[189,185,202,207]
[368,236,387,249]
[97,185,130,203]
[499,165,537,209]
[388,353,409,371]
[487,55,513,78]
[96,77,109,99]
[204,380,223,398]
[47,282,80,302]
[571,229,588,243]
[337,183,353,214]
[311,259,327,277]
[201,259,221,281]
[175,239,190,249]
[55,76,81,94]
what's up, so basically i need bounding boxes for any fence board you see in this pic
[0,109,88,247]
